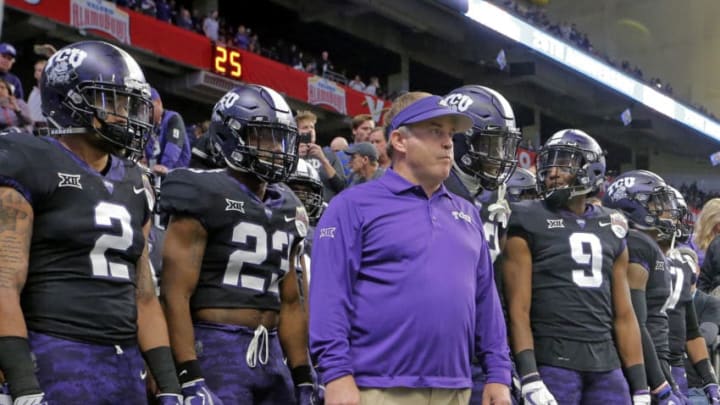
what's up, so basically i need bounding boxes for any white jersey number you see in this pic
[570,232,604,288]
[90,202,134,279]
[222,221,293,294]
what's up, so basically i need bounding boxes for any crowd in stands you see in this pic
[493,0,718,119]
[110,0,388,98]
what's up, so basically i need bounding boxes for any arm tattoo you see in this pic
[0,188,32,290]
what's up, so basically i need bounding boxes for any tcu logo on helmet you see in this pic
[46,48,89,85]
[442,93,474,112]
[217,92,240,112]
[606,176,636,201]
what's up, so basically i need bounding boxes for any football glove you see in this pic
[704,383,720,404]
[181,379,223,405]
[631,389,650,405]
[520,375,557,405]
[652,384,682,405]
[11,393,47,405]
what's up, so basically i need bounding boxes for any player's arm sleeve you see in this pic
[627,244,667,390]
[309,194,361,385]
[157,170,209,230]
[474,218,512,386]
[158,114,188,169]
[699,237,720,293]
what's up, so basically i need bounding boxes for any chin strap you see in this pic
[487,183,511,229]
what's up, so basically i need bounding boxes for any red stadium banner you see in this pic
[6,0,390,120]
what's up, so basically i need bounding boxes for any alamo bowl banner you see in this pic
[70,0,130,44]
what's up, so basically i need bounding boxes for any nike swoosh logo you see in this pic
[140,370,147,379]
[284,215,295,222]
[133,186,145,194]
[179,370,188,377]
[599,221,612,227]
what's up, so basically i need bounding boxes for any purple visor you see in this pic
[388,95,473,137]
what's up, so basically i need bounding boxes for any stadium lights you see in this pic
[465,0,720,143]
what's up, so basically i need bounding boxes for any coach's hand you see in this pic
[482,382,511,405]
[325,375,359,405]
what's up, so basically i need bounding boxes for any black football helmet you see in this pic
[602,170,678,240]
[536,129,606,207]
[507,167,539,202]
[41,40,153,158]
[443,85,522,190]
[669,186,693,244]
[210,84,299,182]
[287,159,324,224]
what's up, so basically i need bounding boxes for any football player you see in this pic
[504,129,649,404]
[286,158,325,294]
[441,85,522,404]
[663,187,720,402]
[506,167,539,202]
[0,41,183,404]
[603,170,684,404]
[159,84,321,404]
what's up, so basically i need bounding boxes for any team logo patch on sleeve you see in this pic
[609,212,628,238]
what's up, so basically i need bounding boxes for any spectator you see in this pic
[696,199,720,293]
[350,113,375,143]
[0,78,31,132]
[144,87,191,176]
[296,110,346,201]
[368,126,391,169]
[330,136,348,153]
[364,76,380,96]
[348,74,366,92]
[248,33,260,54]
[233,25,249,49]
[345,142,385,186]
[203,10,219,42]
[320,50,334,76]
[155,0,172,23]
[26,59,47,130]
[175,7,193,30]
[0,43,23,100]
[139,0,156,16]
[309,91,511,404]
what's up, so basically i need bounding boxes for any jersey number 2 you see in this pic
[90,202,134,279]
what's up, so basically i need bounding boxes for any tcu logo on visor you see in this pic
[442,93,474,112]
[46,48,88,85]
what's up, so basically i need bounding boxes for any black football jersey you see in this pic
[666,251,695,365]
[507,200,628,370]
[0,133,151,345]
[158,168,307,312]
[627,229,672,360]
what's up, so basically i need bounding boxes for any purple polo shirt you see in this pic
[309,169,511,389]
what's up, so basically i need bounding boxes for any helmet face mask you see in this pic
[41,41,153,158]
[211,85,299,183]
[669,186,692,243]
[286,159,324,223]
[536,129,606,207]
[444,85,522,190]
[462,125,521,189]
